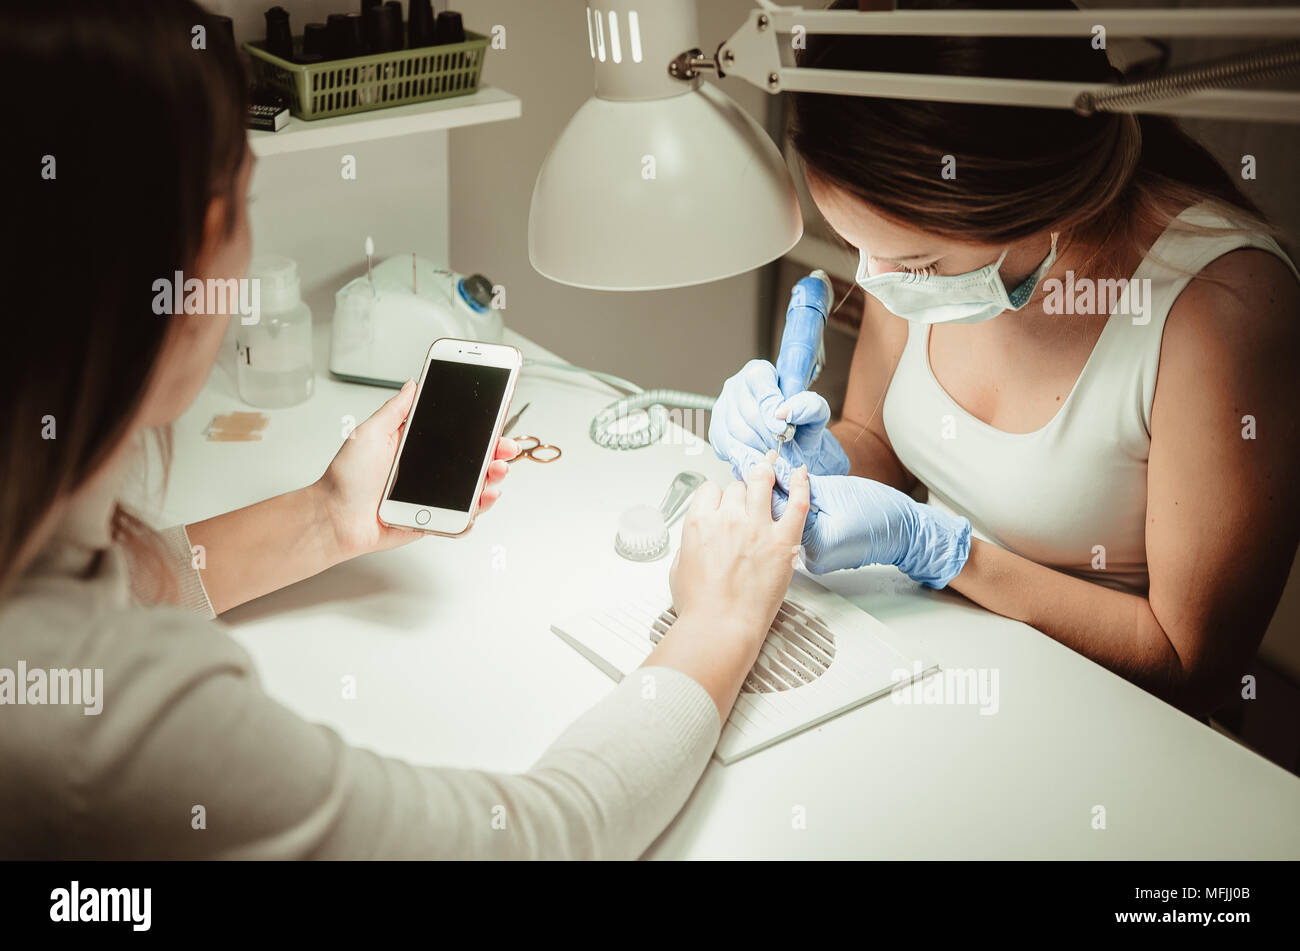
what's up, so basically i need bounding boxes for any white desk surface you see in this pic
[163,326,1300,859]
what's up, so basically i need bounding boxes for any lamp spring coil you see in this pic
[1075,41,1300,116]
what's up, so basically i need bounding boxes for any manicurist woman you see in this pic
[0,0,809,858]
[711,0,1300,716]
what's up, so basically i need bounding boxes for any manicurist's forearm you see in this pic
[948,539,1198,710]
[184,484,341,614]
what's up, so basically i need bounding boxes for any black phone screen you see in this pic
[388,359,512,512]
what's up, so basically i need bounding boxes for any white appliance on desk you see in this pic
[553,573,938,764]
[329,253,503,388]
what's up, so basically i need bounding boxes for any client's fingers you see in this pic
[720,479,748,513]
[688,480,723,517]
[366,379,416,435]
[477,484,502,514]
[777,465,810,543]
[745,450,777,518]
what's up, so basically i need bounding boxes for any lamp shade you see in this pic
[528,1,801,291]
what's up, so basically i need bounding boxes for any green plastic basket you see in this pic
[244,31,488,121]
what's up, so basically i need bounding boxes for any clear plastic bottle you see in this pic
[236,255,314,408]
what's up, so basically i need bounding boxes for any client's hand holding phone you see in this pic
[378,338,523,537]
[314,357,517,560]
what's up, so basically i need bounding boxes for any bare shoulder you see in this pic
[1150,245,1300,519]
[1163,248,1300,363]
[858,287,909,357]
[1157,248,1299,399]
[841,289,909,426]
[846,289,908,384]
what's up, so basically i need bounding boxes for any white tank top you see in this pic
[882,203,1297,594]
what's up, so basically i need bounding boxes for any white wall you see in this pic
[205,1,454,334]
[209,0,773,395]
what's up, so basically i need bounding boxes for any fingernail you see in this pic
[402,379,414,392]
[798,465,808,480]
[765,448,778,463]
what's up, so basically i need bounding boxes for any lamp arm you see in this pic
[705,5,1300,123]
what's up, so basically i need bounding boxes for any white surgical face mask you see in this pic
[855,232,1058,325]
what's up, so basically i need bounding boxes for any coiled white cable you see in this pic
[523,359,716,450]
[587,389,717,450]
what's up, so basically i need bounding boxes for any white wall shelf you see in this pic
[249,85,521,157]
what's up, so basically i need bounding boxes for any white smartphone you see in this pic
[378,337,522,537]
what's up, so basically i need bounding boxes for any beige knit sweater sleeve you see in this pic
[0,542,720,859]
[156,524,216,620]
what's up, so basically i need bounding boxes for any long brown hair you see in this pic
[788,0,1273,278]
[1,0,248,595]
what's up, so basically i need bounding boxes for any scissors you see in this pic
[510,435,562,463]
[501,403,562,464]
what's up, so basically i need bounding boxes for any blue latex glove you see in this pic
[709,360,850,480]
[777,390,851,477]
[771,465,972,588]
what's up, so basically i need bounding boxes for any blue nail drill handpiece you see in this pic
[774,269,832,441]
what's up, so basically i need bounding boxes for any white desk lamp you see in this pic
[528,0,803,291]
[529,0,1300,291]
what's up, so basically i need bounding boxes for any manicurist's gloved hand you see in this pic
[774,389,851,478]
[709,360,850,480]
[771,464,971,588]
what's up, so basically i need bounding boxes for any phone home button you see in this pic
[415,510,431,525]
